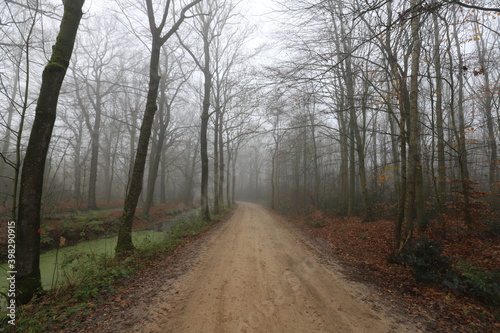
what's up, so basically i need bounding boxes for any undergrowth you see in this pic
[1,209,227,332]
[400,237,500,306]
[292,209,499,332]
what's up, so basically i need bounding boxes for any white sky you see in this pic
[83,0,285,64]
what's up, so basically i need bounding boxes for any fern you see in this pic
[457,260,500,305]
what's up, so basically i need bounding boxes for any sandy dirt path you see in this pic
[135,203,421,333]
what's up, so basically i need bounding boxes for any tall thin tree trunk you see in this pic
[116,0,201,253]
[341,19,372,220]
[385,0,410,252]
[232,149,238,206]
[116,36,162,253]
[1,51,21,218]
[16,0,85,304]
[309,111,320,209]
[432,4,447,226]
[12,41,32,222]
[226,140,232,207]
[200,23,212,221]
[143,88,170,217]
[184,137,198,205]
[348,127,356,217]
[160,151,167,204]
[7,16,36,221]
[449,14,473,229]
[213,103,220,214]
[398,0,422,254]
[87,104,101,210]
[474,27,498,192]
[218,110,225,208]
[372,114,379,199]
[388,109,401,201]
[338,99,349,215]
[271,134,279,210]
[74,132,82,205]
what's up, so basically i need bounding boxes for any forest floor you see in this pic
[286,209,500,333]
[74,202,426,332]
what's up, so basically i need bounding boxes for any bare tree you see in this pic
[473,17,499,193]
[70,17,122,210]
[143,44,192,217]
[177,0,236,220]
[116,0,201,253]
[15,0,85,304]
[0,0,41,220]
[397,0,423,254]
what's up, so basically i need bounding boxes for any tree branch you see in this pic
[446,0,500,13]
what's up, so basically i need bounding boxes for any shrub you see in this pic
[305,210,330,228]
[456,261,500,305]
[483,215,500,237]
[402,237,453,284]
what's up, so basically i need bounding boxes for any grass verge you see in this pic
[1,209,227,332]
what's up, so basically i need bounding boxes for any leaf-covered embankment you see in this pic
[284,210,499,333]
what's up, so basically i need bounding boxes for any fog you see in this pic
[1,0,499,221]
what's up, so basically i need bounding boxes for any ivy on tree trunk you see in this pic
[15,0,85,305]
[115,0,202,254]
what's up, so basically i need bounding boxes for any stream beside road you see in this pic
[0,210,193,306]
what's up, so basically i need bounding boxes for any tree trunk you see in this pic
[87,85,104,211]
[309,111,320,209]
[397,0,422,254]
[218,109,225,209]
[430,5,447,227]
[384,0,410,252]
[271,133,279,210]
[213,102,220,214]
[143,84,170,217]
[354,74,373,220]
[5,19,36,221]
[184,136,198,205]
[388,109,401,202]
[372,113,379,200]
[87,106,100,210]
[74,128,83,205]
[232,149,238,206]
[1,52,21,220]
[160,151,167,204]
[200,25,212,221]
[339,15,372,219]
[116,36,161,253]
[348,126,356,217]
[16,0,85,304]
[116,0,201,253]
[338,96,349,215]
[416,139,426,231]
[474,26,498,192]
[226,140,232,207]
[450,14,473,229]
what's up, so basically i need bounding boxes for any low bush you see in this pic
[401,238,500,306]
[456,260,500,305]
[401,237,454,284]
[482,215,500,237]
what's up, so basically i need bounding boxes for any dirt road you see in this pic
[135,203,421,333]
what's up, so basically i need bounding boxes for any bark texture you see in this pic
[15,0,85,304]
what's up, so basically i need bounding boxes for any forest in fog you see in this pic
[1,0,499,305]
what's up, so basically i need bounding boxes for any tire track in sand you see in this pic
[135,202,423,333]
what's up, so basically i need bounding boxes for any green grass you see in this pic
[1,208,227,332]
